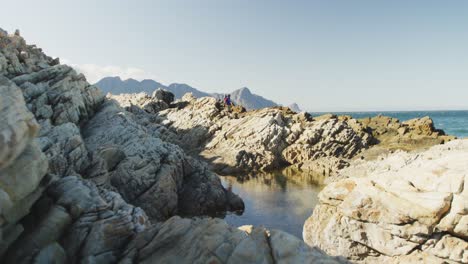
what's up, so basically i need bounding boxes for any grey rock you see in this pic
[0,76,40,169]
[152,88,174,104]
[109,92,170,114]
[0,76,48,258]
[120,216,345,264]
[5,205,72,264]
[83,100,243,220]
[3,176,151,264]
[33,243,67,264]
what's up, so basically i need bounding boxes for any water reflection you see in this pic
[219,169,324,239]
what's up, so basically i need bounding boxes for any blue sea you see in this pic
[310,110,468,138]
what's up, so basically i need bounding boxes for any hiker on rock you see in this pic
[224,94,232,110]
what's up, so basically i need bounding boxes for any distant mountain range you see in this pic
[96,77,166,95]
[95,76,301,111]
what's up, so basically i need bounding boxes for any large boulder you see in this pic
[0,76,48,257]
[304,140,468,263]
[3,176,150,264]
[152,88,174,104]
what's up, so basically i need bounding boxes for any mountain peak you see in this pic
[228,87,278,110]
[102,76,122,81]
[235,87,252,95]
[287,103,302,112]
[124,78,139,83]
[95,77,281,110]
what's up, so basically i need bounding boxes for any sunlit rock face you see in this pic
[114,93,453,181]
[304,139,468,263]
[0,28,347,263]
[357,115,455,155]
[122,94,374,176]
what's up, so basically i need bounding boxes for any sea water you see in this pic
[311,110,468,138]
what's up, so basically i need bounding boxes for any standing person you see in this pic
[225,94,232,111]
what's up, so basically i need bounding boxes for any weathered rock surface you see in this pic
[113,94,453,180]
[357,115,455,157]
[1,26,243,219]
[131,94,374,176]
[1,29,346,263]
[120,217,346,264]
[0,75,48,257]
[152,88,174,105]
[4,176,150,264]
[110,90,172,115]
[304,139,468,263]
[83,99,243,220]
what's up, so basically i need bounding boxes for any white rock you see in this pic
[304,140,468,263]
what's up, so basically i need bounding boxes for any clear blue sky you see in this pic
[3,0,468,111]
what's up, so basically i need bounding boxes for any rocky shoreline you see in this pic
[111,91,455,180]
[1,28,466,264]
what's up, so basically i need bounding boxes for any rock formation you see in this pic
[303,139,468,263]
[0,28,344,263]
[138,95,373,176]
[119,218,346,263]
[111,93,454,181]
[357,115,455,157]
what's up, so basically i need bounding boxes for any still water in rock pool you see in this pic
[219,170,324,239]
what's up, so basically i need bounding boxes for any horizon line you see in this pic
[307,108,468,113]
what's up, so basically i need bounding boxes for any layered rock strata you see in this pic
[118,94,374,176]
[304,140,468,263]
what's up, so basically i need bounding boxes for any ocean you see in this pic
[310,110,468,138]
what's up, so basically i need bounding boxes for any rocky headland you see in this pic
[0,29,345,263]
[111,92,454,181]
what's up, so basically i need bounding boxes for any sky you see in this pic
[2,0,468,111]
